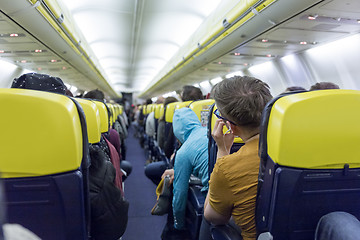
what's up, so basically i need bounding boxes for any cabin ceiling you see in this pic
[0,0,359,98]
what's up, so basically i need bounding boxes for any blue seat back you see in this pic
[0,89,89,240]
[256,90,360,240]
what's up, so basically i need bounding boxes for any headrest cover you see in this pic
[0,89,83,178]
[154,104,162,119]
[11,73,66,94]
[76,98,101,144]
[93,101,109,133]
[189,99,215,127]
[267,90,360,169]
[165,102,179,123]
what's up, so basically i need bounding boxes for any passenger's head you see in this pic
[83,89,105,101]
[284,86,306,92]
[181,85,203,101]
[173,108,201,144]
[211,76,272,130]
[309,82,340,91]
[159,97,177,121]
[11,73,67,94]
[156,96,165,104]
[145,98,152,105]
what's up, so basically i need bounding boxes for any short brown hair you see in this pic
[211,76,272,128]
[181,85,203,101]
[310,82,339,91]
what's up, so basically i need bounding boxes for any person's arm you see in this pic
[204,190,231,225]
[203,162,232,225]
[172,152,192,230]
[212,119,234,159]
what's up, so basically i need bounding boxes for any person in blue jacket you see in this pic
[161,107,209,239]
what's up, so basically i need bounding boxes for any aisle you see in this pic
[122,126,167,240]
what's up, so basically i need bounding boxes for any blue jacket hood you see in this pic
[173,108,202,144]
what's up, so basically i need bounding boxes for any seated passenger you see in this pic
[201,76,272,240]
[315,212,360,240]
[161,107,209,239]
[84,89,132,180]
[146,96,164,139]
[309,82,340,90]
[157,97,178,151]
[145,86,203,186]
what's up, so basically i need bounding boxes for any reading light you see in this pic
[35,49,42,53]
[21,60,27,63]
[218,61,222,64]
[10,33,18,37]
[0,50,4,53]
[308,14,318,20]
[262,39,269,43]
[51,59,57,63]
[266,54,272,57]
[234,53,241,56]
[300,41,307,45]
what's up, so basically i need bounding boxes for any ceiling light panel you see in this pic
[58,0,221,92]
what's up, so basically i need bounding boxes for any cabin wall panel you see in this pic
[0,60,27,88]
[303,34,360,90]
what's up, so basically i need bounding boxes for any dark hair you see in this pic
[83,89,105,100]
[181,85,203,101]
[160,97,178,121]
[285,86,306,92]
[11,73,66,94]
[145,98,153,105]
[211,76,273,129]
[310,82,340,91]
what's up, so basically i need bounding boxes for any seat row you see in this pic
[0,88,126,239]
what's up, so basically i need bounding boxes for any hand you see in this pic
[212,119,234,157]
[161,169,174,184]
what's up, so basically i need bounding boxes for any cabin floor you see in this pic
[122,126,167,240]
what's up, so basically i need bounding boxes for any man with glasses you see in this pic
[200,76,272,240]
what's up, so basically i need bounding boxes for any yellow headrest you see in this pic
[0,89,83,178]
[93,101,109,133]
[175,101,192,111]
[159,104,165,120]
[267,90,360,169]
[211,105,244,143]
[142,105,146,115]
[189,99,215,127]
[154,104,162,119]
[109,104,116,124]
[75,98,101,144]
[119,105,123,115]
[165,102,179,123]
[146,104,153,114]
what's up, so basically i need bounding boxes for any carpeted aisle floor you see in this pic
[122,127,167,240]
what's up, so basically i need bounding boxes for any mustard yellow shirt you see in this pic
[208,136,260,240]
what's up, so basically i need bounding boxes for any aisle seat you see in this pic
[0,88,90,240]
[257,90,360,240]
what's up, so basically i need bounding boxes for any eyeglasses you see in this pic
[214,109,237,126]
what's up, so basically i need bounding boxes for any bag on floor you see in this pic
[151,176,171,215]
